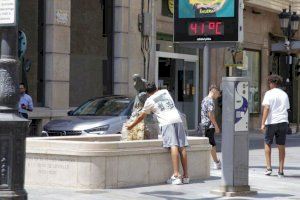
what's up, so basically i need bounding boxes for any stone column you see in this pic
[113,0,129,95]
[44,0,71,109]
[147,0,157,83]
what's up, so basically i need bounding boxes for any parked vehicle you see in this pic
[42,96,133,136]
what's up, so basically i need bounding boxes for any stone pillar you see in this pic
[147,0,157,83]
[113,0,129,95]
[113,0,156,96]
[44,0,71,109]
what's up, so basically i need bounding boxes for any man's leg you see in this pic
[170,146,180,177]
[265,143,272,170]
[264,124,274,171]
[211,146,219,163]
[205,129,219,163]
[276,122,287,174]
[277,145,285,173]
[179,147,188,178]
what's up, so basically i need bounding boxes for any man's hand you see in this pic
[260,124,266,133]
[215,126,221,134]
[126,123,133,131]
[21,104,27,109]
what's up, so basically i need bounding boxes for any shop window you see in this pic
[162,0,174,17]
[226,50,261,114]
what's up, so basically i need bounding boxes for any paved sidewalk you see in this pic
[27,133,300,200]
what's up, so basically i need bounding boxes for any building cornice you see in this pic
[245,0,298,13]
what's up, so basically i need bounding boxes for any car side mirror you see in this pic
[67,110,74,116]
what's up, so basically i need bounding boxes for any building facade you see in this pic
[13,0,300,134]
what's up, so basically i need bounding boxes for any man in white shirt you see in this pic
[261,75,290,178]
[127,82,189,185]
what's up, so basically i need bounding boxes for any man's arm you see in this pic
[126,112,147,130]
[27,96,33,112]
[260,105,270,131]
[208,111,220,133]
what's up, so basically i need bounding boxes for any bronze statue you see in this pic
[122,74,159,140]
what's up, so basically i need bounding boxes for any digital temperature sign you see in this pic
[174,0,242,43]
[188,21,224,36]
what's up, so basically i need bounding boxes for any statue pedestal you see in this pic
[0,113,29,200]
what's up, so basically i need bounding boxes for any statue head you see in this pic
[133,74,147,93]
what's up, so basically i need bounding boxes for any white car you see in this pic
[42,96,134,136]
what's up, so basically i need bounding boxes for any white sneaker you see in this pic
[182,177,190,184]
[278,172,284,178]
[264,169,272,176]
[213,160,222,170]
[166,175,183,185]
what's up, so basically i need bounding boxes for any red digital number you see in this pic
[189,23,197,35]
[215,22,222,35]
[188,21,223,36]
[208,22,215,31]
[200,22,205,34]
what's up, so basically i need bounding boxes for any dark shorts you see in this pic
[265,122,288,145]
[205,128,216,147]
[19,112,28,119]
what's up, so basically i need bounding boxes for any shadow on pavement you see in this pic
[192,176,221,184]
[249,193,294,199]
[249,166,300,170]
[214,134,300,152]
[141,191,189,200]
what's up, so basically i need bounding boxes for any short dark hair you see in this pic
[268,74,283,86]
[19,83,26,88]
[145,82,157,94]
[209,84,219,92]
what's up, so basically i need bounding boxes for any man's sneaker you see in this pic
[278,172,284,178]
[166,175,183,185]
[213,160,221,170]
[264,168,272,176]
[182,177,190,184]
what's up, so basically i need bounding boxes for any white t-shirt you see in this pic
[142,89,182,126]
[262,88,290,125]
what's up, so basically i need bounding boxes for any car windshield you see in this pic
[72,98,131,116]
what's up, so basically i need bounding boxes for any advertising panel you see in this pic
[174,0,242,42]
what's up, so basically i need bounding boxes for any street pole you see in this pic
[297,76,300,132]
[0,0,29,199]
[203,43,210,98]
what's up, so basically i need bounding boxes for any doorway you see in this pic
[156,52,199,134]
[271,54,299,123]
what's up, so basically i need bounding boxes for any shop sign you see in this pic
[0,0,16,26]
[56,10,69,25]
[168,0,174,15]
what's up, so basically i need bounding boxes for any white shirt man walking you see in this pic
[261,75,290,178]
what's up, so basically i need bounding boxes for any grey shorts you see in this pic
[161,122,189,148]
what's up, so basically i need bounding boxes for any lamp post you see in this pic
[278,5,300,51]
[278,5,300,133]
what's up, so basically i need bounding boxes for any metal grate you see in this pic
[47,130,82,136]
